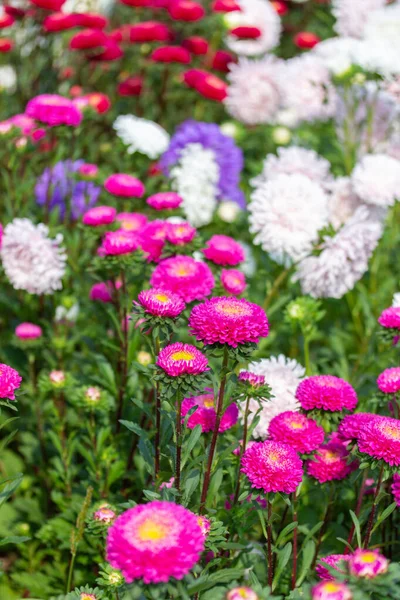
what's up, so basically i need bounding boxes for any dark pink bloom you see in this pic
[181,389,238,433]
[378,306,400,329]
[312,581,352,600]
[357,416,400,466]
[307,436,357,483]
[139,220,168,262]
[377,367,400,394]
[99,230,140,256]
[296,375,358,412]
[26,94,82,127]
[117,212,148,232]
[0,364,22,400]
[391,473,400,506]
[15,322,42,340]
[90,280,121,303]
[221,269,246,295]
[338,413,377,442]
[150,45,191,64]
[238,371,265,388]
[157,342,209,377]
[150,256,215,303]
[82,205,116,226]
[268,411,325,454]
[137,288,186,318]
[316,555,350,581]
[146,192,183,210]
[104,174,145,198]
[348,549,388,579]
[165,222,197,246]
[203,235,244,266]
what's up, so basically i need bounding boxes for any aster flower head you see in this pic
[238,371,265,389]
[296,375,358,412]
[377,367,400,394]
[113,115,170,159]
[189,296,269,348]
[137,288,186,318]
[157,342,209,377]
[349,549,388,579]
[312,581,353,600]
[99,230,140,256]
[106,500,205,583]
[94,505,117,525]
[224,0,281,56]
[147,192,183,211]
[338,413,377,442]
[307,436,356,483]
[0,364,22,400]
[1,218,66,295]
[203,235,244,266]
[139,220,168,262]
[221,269,246,295]
[165,222,197,246]
[351,154,400,207]
[104,174,144,198]
[268,411,325,454]
[328,177,363,229]
[83,206,116,227]
[332,0,386,38]
[15,322,42,340]
[49,370,66,386]
[241,440,303,494]
[357,416,400,466]
[26,94,82,127]
[378,306,400,330]
[181,389,238,432]
[117,212,147,232]
[392,473,400,507]
[316,555,350,581]
[226,588,258,600]
[150,256,215,303]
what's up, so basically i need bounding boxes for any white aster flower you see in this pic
[332,0,386,39]
[170,143,219,227]
[393,293,400,308]
[0,66,17,93]
[279,55,337,124]
[224,0,281,56]
[328,177,363,229]
[113,115,170,159]
[55,303,79,323]
[217,201,240,223]
[224,56,282,125]
[249,173,329,266]
[240,355,305,439]
[1,218,67,295]
[351,153,400,207]
[294,206,384,299]
[312,36,365,75]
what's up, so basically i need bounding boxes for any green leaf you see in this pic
[187,568,244,594]
[276,521,298,547]
[372,502,397,535]
[349,510,362,548]
[0,535,30,546]
[273,542,292,591]
[296,540,315,587]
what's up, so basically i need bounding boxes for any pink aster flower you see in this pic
[139,220,168,262]
[189,296,269,348]
[241,440,303,494]
[226,588,259,600]
[238,371,266,388]
[357,416,400,466]
[160,477,175,489]
[221,269,246,295]
[268,411,325,454]
[85,387,101,403]
[378,306,400,329]
[49,370,65,386]
[117,212,148,232]
[181,389,238,432]
[296,375,358,412]
[307,436,356,483]
[316,555,350,581]
[312,581,352,600]
[196,515,211,538]
[157,342,209,377]
[25,94,82,127]
[150,256,215,303]
[165,222,197,246]
[377,367,400,394]
[82,206,116,226]
[90,280,121,303]
[348,549,388,579]
[0,364,22,400]
[147,192,183,210]
[137,288,186,318]
[104,174,144,198]
[15,322,42,340]
[94,506,117,524]
[106,500,205,583]
[203,234,245,266]
[79,163,98,178]
[392,473,400,507]
[338,412,384,444]
[99,230,140,256]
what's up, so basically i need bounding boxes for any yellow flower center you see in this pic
[137,518,170,542]
[171,350,194,361]
[203,397,215,408]
[324,582,341,592]
[382,424,400,440]
[360,552,376,564]
[289,421,304,430]
[215,303,250,317]
[155,293,170,303]
[269,452,280,463]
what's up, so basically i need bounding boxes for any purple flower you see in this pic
[35,160,101,220]
[160,120,245,208]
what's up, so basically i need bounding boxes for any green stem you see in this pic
[267,495,274,589]
[263,268,291,311]
[303,336,311,376]
[364,464,384,548]
[233,394,251,505]
[66,553,76,593]
[175,392,183,492]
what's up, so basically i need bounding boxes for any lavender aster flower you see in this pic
[35,160,101,220]
[160,120,245,208]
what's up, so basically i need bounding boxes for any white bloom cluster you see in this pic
[1,218,67,295]
[332,0,386,39]
[312,37,365,75]
[249,173,329,266]
[393,293,400,308]
[240,355,305,439]
[0,66,17,93]
[351,153,400,207]
[113,115,170,159]
[328,177,363,229]
[170,143,219,227]
[224,0,281,56]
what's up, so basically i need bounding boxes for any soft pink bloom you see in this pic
[157,342,209,377]
[357,416,400,466]
[117,212,148,232]
[377,367,400,394]
[0,364,22,400]
[90,280,121,303]
[85,387,101,402]
[160,477,175,489]
[165,222,197,246]
[25,94,82,127]
[79,163,98,178]
[0,223,3,249]
[49,370,65,385]
[99,230,140,256]
[94,506,116,524]
[137,288,186,318]
[241,440,303,494]
[238,371,265,388]
[82,206,116,226]
[15,322,42,340]
[307,436,357,483]
[312,581,352,600]
[147,192,183,210]
[189,296,269,348]
[348,549,388,579]
[106,500,204,583]
[196,515,211,538]
[104,174,145,198]
[268,411,324,454]
[181,389,238,433]
[150,256,215,303]
[316,555,350,581]
[203,234,245,266]
[226,588,258,600]
[221,269,246,295]
[8,114,36,135]
[392,473,400,507]
[296,375,358,412]
[378,306,400,329]
[139,220,168,262]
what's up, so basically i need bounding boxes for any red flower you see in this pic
[5,6,26,18]
[191,72,227,101]
[151,45,191,64]
[211,0,240,12]
[271,1,288,15]
[182,36,209,55]
[30,0,66,9]
[119,0,151,5]
[91,40,123,61]
[230,26,262,39]
[0,13,15,28]
[0,38,13,53]
[69,28,108,50]
[294,31,321,49]
[183,68,208,88]
[168,0,205,22]
[43,13,79,32]
[117,76,143,96]
[86,92,111,113]
[77,13,108,29]
[211,49,236,72]
[129,21,170,43]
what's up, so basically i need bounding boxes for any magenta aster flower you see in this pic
[147,192,183,210]
[338,412,378,442]
[104,174,145,198]
[307,436,356,483]
[181,389,238,432]
[166,222,197,246]
[357,416,400,466]
[117,212,148,232]
[221,269,246,295]
[378,306,400,329]
[268,411,324,454]
[157,342,209,377]
[106,500,204,583]
[241,440,303,494]
[226,588,259,600]
[349,549,388,579]
[137,289,186,318]
[203,234,245,266]
[392,473,400,507]
[296,375,358,412]
[150,256,215,303]
[377,367,400,394]
[99,230,140,256]
[79,163,98,178]
[94,506,117,524]
[26,94,82,127]
[238,371,266,388]
[139,220,168,262]
[189,296,269,347]
[316,555,350,581]
[0,364,22,400]
[15,322,42,340]
[312,581,352,600]
[83,206,116,226]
